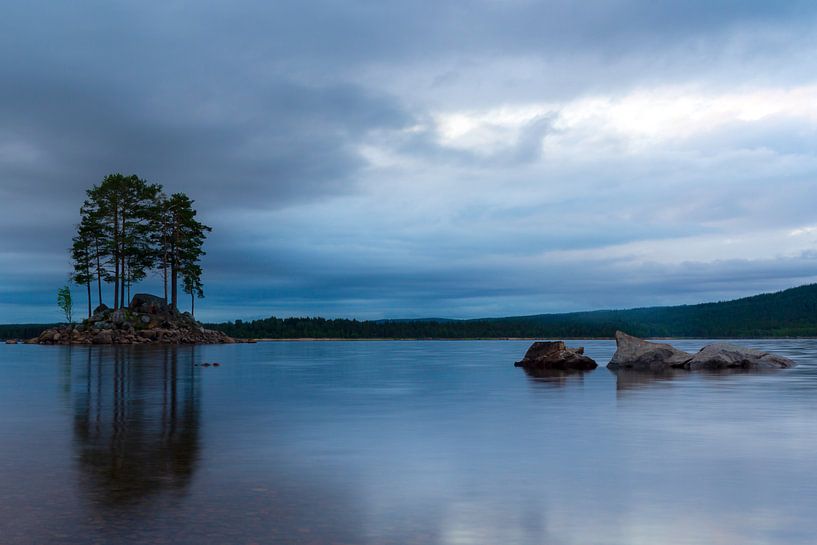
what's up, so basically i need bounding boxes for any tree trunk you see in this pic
[87,280,92,319]
[113,201,119,310]
[191,292,195,318]
[163,255,168,303]
[171,265,178,311]
[94,237,102,308]
[120,211,126,308]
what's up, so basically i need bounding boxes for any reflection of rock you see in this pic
[521,367,589,389]
[610,368,689,391]
[608,331,691,370]
[515,341,597,371]
[73,346,200,504]
[687,343,796,370]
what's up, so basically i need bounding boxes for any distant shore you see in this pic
[247,336,817,342]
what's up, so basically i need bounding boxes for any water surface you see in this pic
[1,339,816,544]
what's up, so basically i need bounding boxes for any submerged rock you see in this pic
[686,343,796,370]
[515,341,598,371]
[608,331,692,370]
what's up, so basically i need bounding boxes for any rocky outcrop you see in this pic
[515,341,598,371]
[686,343,796,370]
[608,331,692,370]
[33,294,235,345]
[608,332,797,371]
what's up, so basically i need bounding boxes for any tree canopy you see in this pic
[70,174,211,317]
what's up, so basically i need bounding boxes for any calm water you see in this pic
[2,340,817,545]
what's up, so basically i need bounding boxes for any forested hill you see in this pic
[209,283,817,339]
[4,283,817,340]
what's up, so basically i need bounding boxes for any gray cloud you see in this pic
[2,0,817,321]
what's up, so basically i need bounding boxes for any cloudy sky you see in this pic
[3,0,817,322]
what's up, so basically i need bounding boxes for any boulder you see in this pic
[515,341,598,371]
[686,343,797,370]
[129,293,171,315]
[91,303,111,321]
[608,331,692,370]
[5,339,17,345]
[92,330,113,344]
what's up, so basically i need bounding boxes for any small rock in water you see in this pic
[515,341,597,371]
[608,331,692,371]
[686,343,796,370]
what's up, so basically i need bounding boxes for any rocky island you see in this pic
[33,293,235,345]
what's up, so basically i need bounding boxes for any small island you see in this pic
[34,173,234,344]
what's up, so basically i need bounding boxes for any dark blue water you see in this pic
[1,340,817,545]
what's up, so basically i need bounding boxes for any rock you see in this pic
[5,339,17,344]
[608,331,692,370]
[129,293,171,315]
[91,303,111,321]
[92,330,113,344]
[111,309,127,325]
[686,343,797,370]
[515,341,598,371]
[93,321,112,330]
[140,315,151,324]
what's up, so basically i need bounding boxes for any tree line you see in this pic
[70,173,211,318]
[206,283,817,339]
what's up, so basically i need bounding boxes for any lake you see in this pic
[1,339,817,545]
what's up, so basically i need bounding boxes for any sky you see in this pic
[3,0,817,322]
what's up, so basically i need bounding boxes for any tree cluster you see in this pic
[70,173,211,318]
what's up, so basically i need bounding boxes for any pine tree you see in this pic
[160,193,211,311]
[70,219,95,319]
[182,263,204,318]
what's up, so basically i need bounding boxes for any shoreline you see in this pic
[245,336,817,342]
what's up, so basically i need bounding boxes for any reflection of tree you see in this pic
[72,346,200,505]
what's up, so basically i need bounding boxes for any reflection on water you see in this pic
[2,340,817,545]
[609,367,690,391]
[521,366,590,387]
[72,347,200,505]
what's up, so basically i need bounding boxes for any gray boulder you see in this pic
[608,331,692,370]
[686,343,796,370]
[515,341,598,371]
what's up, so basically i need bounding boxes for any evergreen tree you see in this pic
[70,218,95,318]
[160,193,211,311]
[182,263,204,318]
